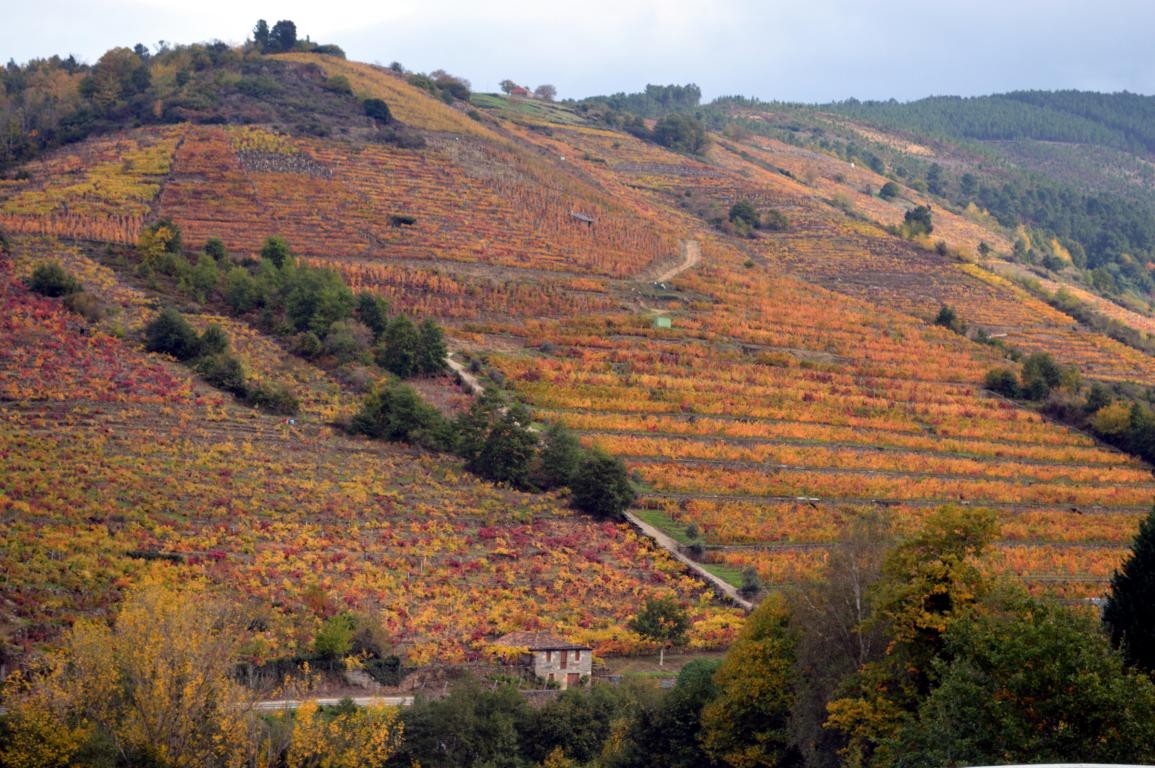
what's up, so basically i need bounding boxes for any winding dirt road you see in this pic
[652,239,701,283]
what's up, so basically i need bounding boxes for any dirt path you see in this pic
[624,512,753,612]
[446,354,485,397]
[652,239,701,283]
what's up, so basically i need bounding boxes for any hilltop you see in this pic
[4,34,1155,676]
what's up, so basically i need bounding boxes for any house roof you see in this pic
[495,631,591,651]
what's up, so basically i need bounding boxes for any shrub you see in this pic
[903,205,934,237]
[246,382,300,415]
[198,323,230,356]
[879,181,900,200]
[260,236,291,269]
[762,209,789,232]
[351,379,449,449]
[364,98,392,123]
[145,308,201,361]
[984,367,1020,398]
[27,262,82,297]
[196,353,247,396]
[728,200,760,230]
[204,238,228,262]
[63,292,104,322]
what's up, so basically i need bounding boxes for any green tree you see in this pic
[878,181,900,201]
[223,266,263,314]
[145,307,201,361]
[415,318,448,376]
[350,379,449,449]
[701,593,799,768]
[1104,506,1155,672]
[197,353,247,396]
[467,409,538,490]
[314,612,357,664]
[356,292,391,341]
[392,678,532,768]
[629,595,690,664]
[728,200,760,230]
[762,208,789,232]
[253,19,270,50]
[932,304,963,333]
[375,314,420,378]
[270,20,298,53]
[925,163,945,196]
[610,659,720,768]
[983,367,1020,398]
[894,595,1155,766]
[534,422,583,490]
[204,237,227,262]
[27,261,82,297]
[284,266,355,334]
[902,205,933,237]
[570,449,636,518]
[1020,351,1062,400]
[260,235,291,269]
[651,113,707,154]
[364,98,392,123]
[526,684,625,765]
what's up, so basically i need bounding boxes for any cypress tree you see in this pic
[1104,506,1155,672]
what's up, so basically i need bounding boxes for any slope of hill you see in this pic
[3,46,1155,670]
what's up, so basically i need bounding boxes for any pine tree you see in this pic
[1104,506,1155,672]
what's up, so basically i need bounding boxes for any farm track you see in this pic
[574,427,1144,468]
[538,406,1116,455]
[619,454,1155,490]
[638,490,1151,516]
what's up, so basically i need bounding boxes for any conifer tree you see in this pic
[1104,506,1155,672]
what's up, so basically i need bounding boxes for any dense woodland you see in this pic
[7,18,1155,768]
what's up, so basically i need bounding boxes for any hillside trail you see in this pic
[446,354,484,397]
[652,239,701,283]
[444,240,701,396]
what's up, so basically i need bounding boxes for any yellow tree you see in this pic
[2,579,259,768]
[700,593,798,768]
[284,699,403,768]
[825,506,998,768]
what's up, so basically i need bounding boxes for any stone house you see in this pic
[495,631,592,689]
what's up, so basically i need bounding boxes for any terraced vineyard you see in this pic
[4,51,1155,668]
[0,253,743,661]
[486,241,1151,598]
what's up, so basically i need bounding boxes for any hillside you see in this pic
[3,44,1155,672]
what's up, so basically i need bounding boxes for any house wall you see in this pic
[532,648,591,689]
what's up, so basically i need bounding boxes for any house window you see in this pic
[545,650,552,662]
[574,649,582,661]
[560,651,568,670]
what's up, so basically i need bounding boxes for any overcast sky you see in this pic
[4,0,1155,104]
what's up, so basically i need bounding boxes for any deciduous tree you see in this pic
[701,593,799,768]
[1,581,256,768]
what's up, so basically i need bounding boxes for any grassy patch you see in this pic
[700,563,745,588]
[634,507,692,543]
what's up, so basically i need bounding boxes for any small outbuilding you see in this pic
[495,631,592,689]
